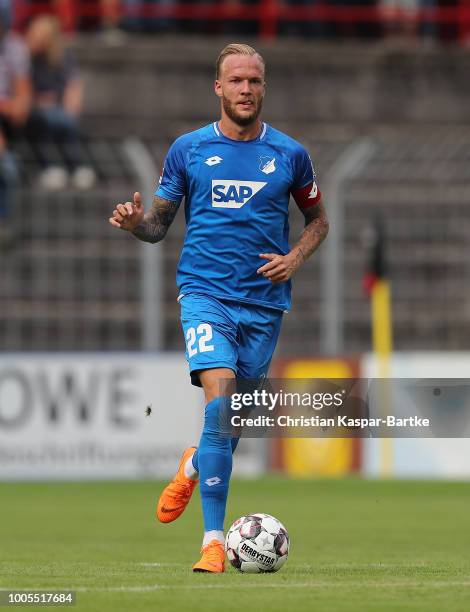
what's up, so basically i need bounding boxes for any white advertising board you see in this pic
[0,353,265,480]
[0,353,203,480]
[361,352,470,479]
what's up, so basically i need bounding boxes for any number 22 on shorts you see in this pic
[186,323,214,357]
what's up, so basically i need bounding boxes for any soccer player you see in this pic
[109,43,329,573]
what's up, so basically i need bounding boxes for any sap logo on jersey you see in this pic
[212,180,267,209]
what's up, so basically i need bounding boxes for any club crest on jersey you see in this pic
[212,180,267,209]
[259,156,276,175]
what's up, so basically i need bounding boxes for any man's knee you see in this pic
[199,368,235,403]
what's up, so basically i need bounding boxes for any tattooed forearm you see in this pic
[290,201,329,268]
[132,196,180,243]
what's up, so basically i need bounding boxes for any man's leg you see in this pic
[157,295,240,572]
[192,305,283,572]
[156,367,234,573]
[235,304,283,441]
[193,369,234,551]
[0,132,19,249]
[190,436,239,475]
[190,370,240,474]
[237,304,283,382]
[0,148,17,219]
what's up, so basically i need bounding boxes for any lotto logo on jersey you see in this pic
[212,180,267,209]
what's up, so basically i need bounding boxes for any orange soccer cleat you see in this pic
[192,540,225,573]
[156,447,198,523]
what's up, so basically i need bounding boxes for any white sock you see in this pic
[203,530,224,546]
[184,454,198,480]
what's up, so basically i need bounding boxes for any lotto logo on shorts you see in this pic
[211,180,267,209]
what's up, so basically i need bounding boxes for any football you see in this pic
[225,513,290,573]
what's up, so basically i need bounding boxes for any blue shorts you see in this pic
[179,293,283,387]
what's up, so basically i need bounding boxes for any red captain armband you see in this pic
[292,181,322,210]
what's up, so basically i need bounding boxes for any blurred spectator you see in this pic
[280,0,328,38]
[0,0,11,28]
[419,0,437,41]
[100,0,125,42]
[220,0,258,36]
[0,7,31,248]
[19,1,124,39]
[120,0,257,36]
[26,15,96,190]
[121,0,173,33]
[68,0,125,42]
[324,0,380,38]
[380,0,419,40]
[438,0,458,42]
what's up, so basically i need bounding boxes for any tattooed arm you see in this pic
[257,201,329,284]
[131,196,180,243]
[287,201,329,270]
[109,192,180,244]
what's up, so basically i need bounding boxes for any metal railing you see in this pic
[2,131,470,353]
[13,1,470,43]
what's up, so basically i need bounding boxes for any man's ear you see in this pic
[214,80,222,98]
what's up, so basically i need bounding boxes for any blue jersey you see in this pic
[156,122,321,312]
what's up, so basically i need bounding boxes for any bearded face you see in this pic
[221,89,264,127]
[215,55,266,130]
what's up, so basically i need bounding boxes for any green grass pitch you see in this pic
[1,478,469,611]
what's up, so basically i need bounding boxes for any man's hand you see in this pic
[109,192,145,231]
[257,252,301,285]
[256,202,329,285]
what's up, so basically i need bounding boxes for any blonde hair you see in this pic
[28,15,63,66]
[216,43,265,80]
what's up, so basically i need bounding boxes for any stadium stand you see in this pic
[1,38,469,354]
